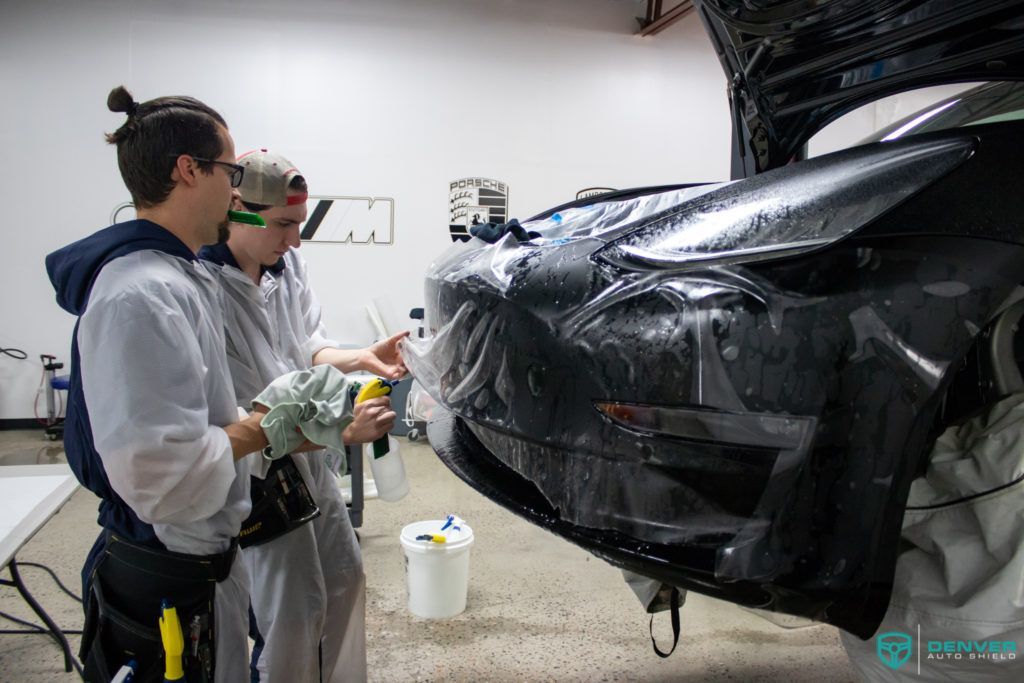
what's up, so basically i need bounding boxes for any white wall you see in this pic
[0,0,731,419]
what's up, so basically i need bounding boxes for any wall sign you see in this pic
[449,177,509,242]
[576,187,616,200]
[300,195,395,245]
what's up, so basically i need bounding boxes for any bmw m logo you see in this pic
[449,177,508,242]
[877,631,913,670]
[299,195,395,245]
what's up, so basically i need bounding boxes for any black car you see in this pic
[404,0,1024,639]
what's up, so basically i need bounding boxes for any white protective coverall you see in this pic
[203,246,366,683]
[841,393,1024,681]
[80,250,253,682]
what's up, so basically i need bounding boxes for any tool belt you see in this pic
[239,454,321,548]
[80,532,236,683]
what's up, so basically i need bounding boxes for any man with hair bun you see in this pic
[45,87,390,682]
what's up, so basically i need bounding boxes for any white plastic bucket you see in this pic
[399,520,475,618]
[365,436,409,502]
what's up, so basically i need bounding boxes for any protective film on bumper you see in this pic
[403,272,823,567]
[403,135,1024,635]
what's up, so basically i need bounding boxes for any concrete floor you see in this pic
[0,429,857,681]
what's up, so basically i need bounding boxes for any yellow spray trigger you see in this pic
[159,601,185,681]
[355,378,394,403]
[353,378,398,459]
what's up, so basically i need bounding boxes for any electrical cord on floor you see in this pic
[0,610,85,678]
[16,562,83,603]
[1,346,28,360]
[0,609,83,634]
[1,561,86,678]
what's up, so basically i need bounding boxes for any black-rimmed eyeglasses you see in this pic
[169,154,245,188]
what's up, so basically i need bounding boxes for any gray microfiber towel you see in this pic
[254,365,356,459]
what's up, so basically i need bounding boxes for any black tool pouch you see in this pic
[238,454,321,548]
[80,533,235,683]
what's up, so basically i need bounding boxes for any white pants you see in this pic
[214,554,252,683]
[245,454,367,682]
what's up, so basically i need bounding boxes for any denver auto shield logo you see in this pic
[872,627,1017,674]
[449,178,508,242]
[877,631,913,670]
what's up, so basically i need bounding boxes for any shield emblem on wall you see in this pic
[449,177,509,242]
[876,631,913,670]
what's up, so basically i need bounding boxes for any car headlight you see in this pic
[597,137,975,271]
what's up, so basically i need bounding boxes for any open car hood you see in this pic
[693,0,1024,176]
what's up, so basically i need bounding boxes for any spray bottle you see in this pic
[353,378,410,501]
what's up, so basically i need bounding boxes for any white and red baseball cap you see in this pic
[237,148,307,207]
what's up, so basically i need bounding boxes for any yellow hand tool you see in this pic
[159,600,186,681]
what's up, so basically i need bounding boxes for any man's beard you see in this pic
[215,219,230,244]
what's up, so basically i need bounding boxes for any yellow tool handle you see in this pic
[159,604,185,681]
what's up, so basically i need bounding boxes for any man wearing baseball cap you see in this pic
[200,149,406,682]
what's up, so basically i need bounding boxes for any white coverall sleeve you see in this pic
[80,289,238,526]
[294,252,342,360]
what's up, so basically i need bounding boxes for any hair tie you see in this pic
[127,100,140,117]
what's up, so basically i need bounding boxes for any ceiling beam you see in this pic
[636,0,694,37]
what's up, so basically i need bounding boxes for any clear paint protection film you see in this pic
[402,135,1024,635]
[426,184,723,296]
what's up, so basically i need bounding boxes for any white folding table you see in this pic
[0,464,80,673]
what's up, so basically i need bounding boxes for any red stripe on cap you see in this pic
[286,192,309,206]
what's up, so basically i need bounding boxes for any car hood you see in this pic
[693,0,1024,175]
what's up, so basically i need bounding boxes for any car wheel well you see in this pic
[936,294,1024,435]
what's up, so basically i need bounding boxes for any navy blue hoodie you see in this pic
[46,220,196,548]
[198,241,286,276]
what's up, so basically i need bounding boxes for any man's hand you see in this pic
[361,331,409,380]
[343,396,396,445]
[225,412,269,461]
[312,331,410,380]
